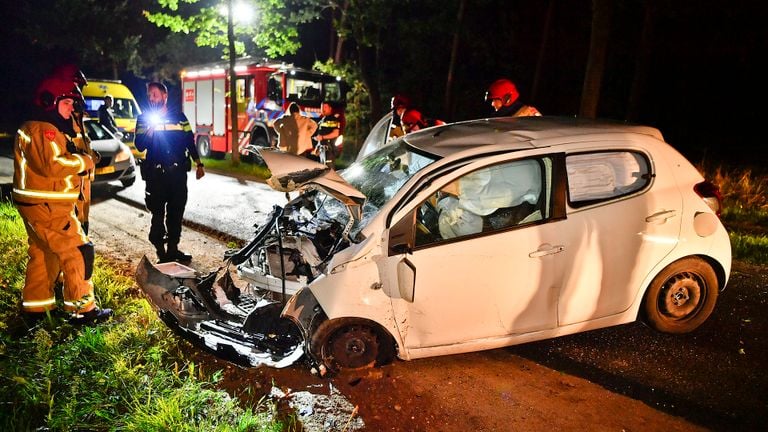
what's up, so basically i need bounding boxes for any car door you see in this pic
[556,147,682,326]
[382,155,567,350]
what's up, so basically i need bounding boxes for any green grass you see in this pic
[0,200,282,431]
[729,232,768,265]
[698,163,768,265]
[200,153,270,182]
[723,208,768,264]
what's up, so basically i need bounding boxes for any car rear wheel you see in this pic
[643,257,719,334]
[310,318,395,374]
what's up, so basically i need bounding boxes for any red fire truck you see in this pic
[180,59,347,159]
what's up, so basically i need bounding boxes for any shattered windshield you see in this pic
[310,140,439,238]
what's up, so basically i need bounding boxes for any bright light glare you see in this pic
[343,164,364,180]
[219,2,254,23]
[148,113,165,127]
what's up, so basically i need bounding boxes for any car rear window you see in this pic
[566,151,650,207]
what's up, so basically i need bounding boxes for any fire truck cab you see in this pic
[181,60,346,159]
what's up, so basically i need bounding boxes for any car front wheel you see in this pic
[310,318,395,374]
[643,257,719,334]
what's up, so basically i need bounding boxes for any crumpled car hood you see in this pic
[258,149,366,217]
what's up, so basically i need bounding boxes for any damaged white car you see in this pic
[136,116,731,374]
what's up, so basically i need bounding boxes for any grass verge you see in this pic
[0,200,282,431]
[201,155,270,182]
[701,164,768,265]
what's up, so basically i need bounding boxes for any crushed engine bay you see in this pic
[135,149,371,369]
[136,192,360,368]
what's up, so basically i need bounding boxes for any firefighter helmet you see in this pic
[484,78,520,105]
[35,77,84,110]
[391,94,411,110]
[402,109,424,127]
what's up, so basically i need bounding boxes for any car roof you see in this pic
[403,116,665,158]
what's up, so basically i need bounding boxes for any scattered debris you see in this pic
[270,385,365,431]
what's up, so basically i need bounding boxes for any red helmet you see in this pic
[35,64,87,110]
[484,78,519,105]
[402,109,424,127]
[391,94,411,110]
[35,77,84,110]
[35,64,88,111]
[51,63,88,89]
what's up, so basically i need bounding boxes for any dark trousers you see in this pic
[144,169,188,251]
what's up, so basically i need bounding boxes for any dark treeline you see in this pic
[1,0,765,164]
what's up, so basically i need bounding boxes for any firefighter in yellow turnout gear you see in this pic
[12,68,112,324]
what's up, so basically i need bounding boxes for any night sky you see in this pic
[1,0,766,166]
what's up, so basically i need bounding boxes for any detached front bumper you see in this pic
[135,256,304,368]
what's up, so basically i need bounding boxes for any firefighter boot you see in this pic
[69,307,113,326]
[166,244,192,263]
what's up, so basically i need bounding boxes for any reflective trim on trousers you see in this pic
[22,297,57,312]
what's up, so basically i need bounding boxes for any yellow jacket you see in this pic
[13,120,94,205]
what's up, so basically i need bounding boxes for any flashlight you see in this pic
[147,112,165,127]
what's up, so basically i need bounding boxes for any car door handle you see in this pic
[646,209,677,223]
[529,244,565,258]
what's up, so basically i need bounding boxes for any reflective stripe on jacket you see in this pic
[12,120,92,205]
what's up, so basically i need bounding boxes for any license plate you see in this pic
[95,166,116,175]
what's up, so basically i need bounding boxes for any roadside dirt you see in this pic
[88,188,766,431]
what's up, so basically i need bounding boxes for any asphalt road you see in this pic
[107,165,286,243]
[0,136,284,243]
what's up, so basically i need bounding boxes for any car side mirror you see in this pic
[391,243,412,255]
[388,210,416,256]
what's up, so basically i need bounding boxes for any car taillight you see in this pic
[694,181,723,216]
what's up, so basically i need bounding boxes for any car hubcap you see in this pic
[327,326,378,369]
[660,272,703,319]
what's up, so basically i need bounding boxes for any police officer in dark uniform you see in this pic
[313,101,345,168]
[135,82,205,263]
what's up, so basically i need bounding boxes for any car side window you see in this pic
[566,151,650,207]
[414,157,552,247]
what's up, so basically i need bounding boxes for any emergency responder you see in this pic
[54,65,100,234]
[273,102,317,155]
[389,94,411,140]
[13,72,112,325]
[401,109,446,133]
[135,82,205,263]
[485,78,541,117]
[98,94,121,137]
[313,101,345,167]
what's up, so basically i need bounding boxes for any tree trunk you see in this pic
[334,0,349,63]
[358,45,382,121]
[227,0,240,166]
[579,0,613,118]
[443,0,466,120]
[626,2,656,121]
[532,0,555,102]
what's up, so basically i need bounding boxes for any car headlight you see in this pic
[114,144,133,163]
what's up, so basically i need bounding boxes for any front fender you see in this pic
[282,287,326,340]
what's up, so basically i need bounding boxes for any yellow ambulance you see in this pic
[82,79,144,158]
